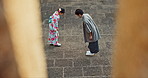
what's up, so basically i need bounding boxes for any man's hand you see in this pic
[89,35,93,40]
[89,32,93,40]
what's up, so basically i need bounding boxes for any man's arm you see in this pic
[84,22,93,40]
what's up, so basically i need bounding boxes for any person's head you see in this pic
[58,8,65,15]
[75,9,84,18]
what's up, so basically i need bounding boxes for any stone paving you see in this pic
[41,0,116,78]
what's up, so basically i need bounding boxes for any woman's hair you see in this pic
[58,8,65,13]
[75,9,84,15]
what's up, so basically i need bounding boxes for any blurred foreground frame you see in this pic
[1,0,148,78]
[112,0,148,78]
[0,0,47,78]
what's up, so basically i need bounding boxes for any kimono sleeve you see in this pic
[49,16,57,31]
[83,22,92,33]
[54,19,58,28]
[53,17,59,29]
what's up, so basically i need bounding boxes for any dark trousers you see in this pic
[88,40,99,53]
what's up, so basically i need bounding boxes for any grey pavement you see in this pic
[41,0,116,78]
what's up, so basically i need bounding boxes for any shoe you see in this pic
[50,44,54,46]
[54,43,61,47]
[86,51,95,56]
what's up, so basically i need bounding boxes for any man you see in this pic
[75,9,101,56]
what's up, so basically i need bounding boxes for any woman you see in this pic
[48,8,65,47]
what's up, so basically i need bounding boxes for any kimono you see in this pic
[48,11,60,45]
[82,14,101,43]
[82,14,101,53]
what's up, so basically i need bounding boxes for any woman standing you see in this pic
[48,8,65,47]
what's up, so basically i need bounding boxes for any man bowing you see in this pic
[75,9,101,56]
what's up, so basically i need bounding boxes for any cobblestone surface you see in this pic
[41,0,116,78]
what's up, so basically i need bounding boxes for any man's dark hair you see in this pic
[75,9,84,15]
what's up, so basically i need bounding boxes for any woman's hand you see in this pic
[53,30,56,32]
[57,28,59,31]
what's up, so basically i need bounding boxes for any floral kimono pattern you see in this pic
[48,11,60,45]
